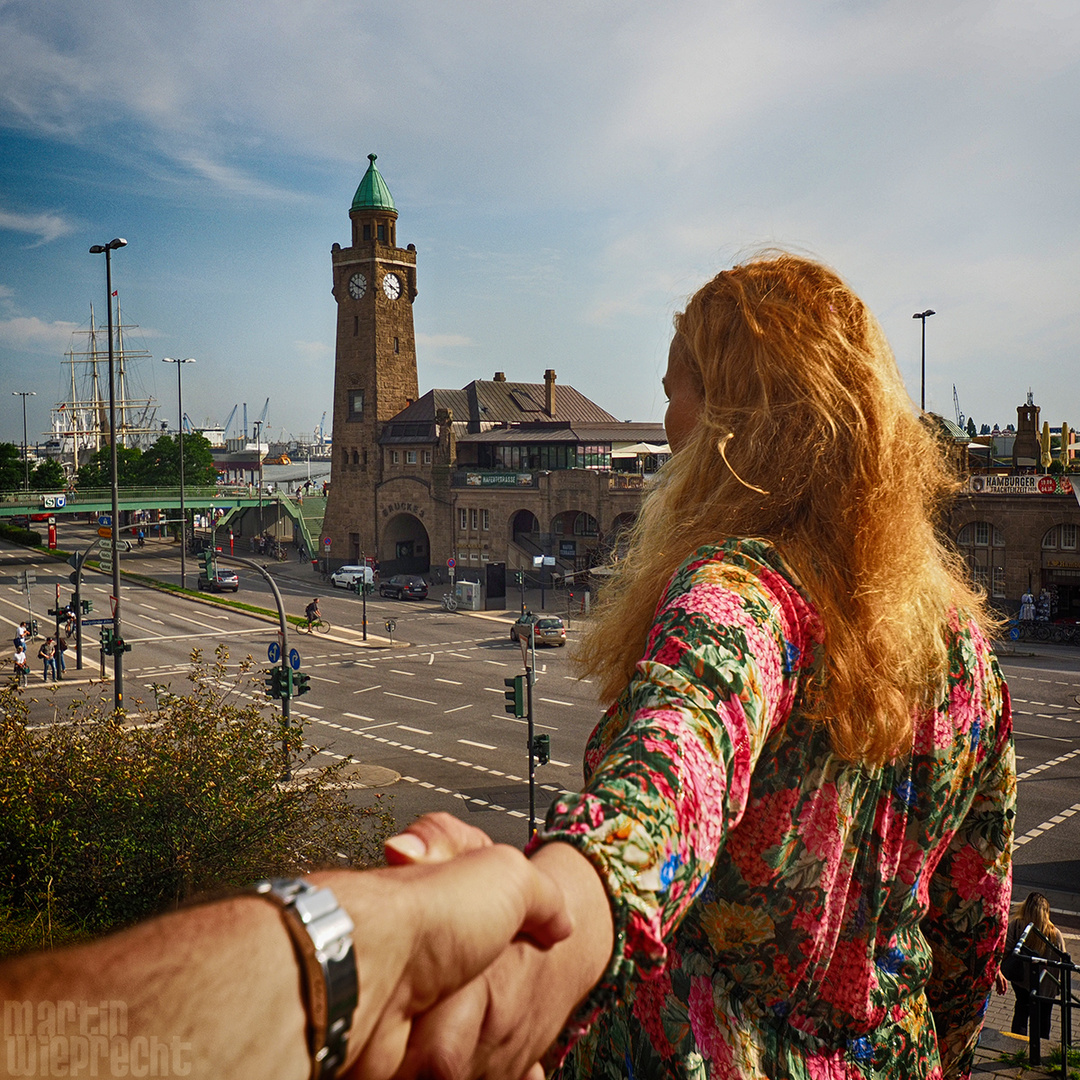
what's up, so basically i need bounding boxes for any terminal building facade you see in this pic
[320,156,665,587]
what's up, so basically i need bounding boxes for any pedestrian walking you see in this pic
[13,621,28,651]
[38,637,57,682]
[997,892,1070,1040]
[56,634,68,679]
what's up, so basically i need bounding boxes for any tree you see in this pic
[0,443,23,491]
[138,432,218,487]
[0,645,396,953]
[965,417,977,438]
[980,424,991,435]
[30,458,67,491]
[76,445,144,488]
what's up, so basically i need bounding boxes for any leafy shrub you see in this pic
[0,645,396,954]
[0,522,42,547]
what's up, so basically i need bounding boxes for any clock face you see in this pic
[348,272,367,300]
[382,272,402,300]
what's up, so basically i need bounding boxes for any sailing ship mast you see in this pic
[51,294,159,466]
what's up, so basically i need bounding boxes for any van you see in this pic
[329,565,374,590]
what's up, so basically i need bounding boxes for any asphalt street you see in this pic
[3,522,1078,924]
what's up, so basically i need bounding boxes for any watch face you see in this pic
[382,272,401,300]
[348,272,367,300]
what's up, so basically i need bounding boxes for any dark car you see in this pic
[378,574,428,600]
[510,612,566,646]
[197,568,239,593]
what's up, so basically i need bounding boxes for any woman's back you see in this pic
[551,540,1014,1079]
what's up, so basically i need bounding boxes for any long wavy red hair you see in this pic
[577,252,992,765]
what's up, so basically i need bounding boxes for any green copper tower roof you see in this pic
[351,153,396,213]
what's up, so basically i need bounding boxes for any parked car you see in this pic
[330,565,374,590]
[197,568,240,593]
[510,612,566,646]
[378,574,428,600]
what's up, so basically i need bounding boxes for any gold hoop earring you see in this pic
[716,433,770,495]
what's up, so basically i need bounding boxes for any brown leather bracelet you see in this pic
[253,878,358,1079]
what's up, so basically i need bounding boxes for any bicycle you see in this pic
[441,592,459,611]
[298,617,331,635]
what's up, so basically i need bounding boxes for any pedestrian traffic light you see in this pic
[202,550,214,576]
[531,733,550,766]
[81,599,93,614]
[293,671,310,697]
[100,627,114,655]
[113,636,131,654]
[503,675,525,718]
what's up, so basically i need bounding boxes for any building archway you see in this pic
[381,513,430,576]
[511,509,541,545]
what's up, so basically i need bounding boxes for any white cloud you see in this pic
[293,339,333,365]
[416,334,473,349]
[0,315,81,352]
[0,207,75,246]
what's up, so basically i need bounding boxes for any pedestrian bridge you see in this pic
[0,487,326,555]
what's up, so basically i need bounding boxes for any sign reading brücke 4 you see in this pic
[967,474,1075,495]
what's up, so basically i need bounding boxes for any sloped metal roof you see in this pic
[351,154,396,213]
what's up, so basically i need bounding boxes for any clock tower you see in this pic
[322,154,419,564]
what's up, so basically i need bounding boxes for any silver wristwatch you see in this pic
[254,878,358,1079]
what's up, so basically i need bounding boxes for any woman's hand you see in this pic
[387,838,615,1080]
[313,817,572,1080]
[995,970,1008,995]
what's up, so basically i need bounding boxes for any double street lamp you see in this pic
[11,391,36,491]
[912,309,936,412]
[89,237,127,712]
[162,357,195,587]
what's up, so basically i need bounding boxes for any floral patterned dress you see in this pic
[538,540,1015,1080]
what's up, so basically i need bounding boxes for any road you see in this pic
[3,524,1078,919]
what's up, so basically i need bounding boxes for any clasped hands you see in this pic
[331,813,611,1080]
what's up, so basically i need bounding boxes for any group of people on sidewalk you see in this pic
[11,621,69,683]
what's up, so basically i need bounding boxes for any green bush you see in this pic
[0,645,396,954]
[0,521,42,547]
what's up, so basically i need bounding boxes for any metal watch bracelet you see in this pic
[254,877,358,1079]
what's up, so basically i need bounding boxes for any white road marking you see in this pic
[383,691,437,705]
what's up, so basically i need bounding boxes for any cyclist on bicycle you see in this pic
[305,598,321,627]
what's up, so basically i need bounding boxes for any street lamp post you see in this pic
[162,357,195,587]
[912,309,936,411]
[11,391,36,491]
[89,237,127,712]
[252,420,264,544]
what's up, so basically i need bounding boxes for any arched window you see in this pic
[1042,524,1078,551]
[956,522,1005,596]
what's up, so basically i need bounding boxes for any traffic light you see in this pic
[531,733,550,766]
[202,549,214,576]
[81,599,93,614]
[293,671,310,697]
[113,637,131,654]
[503,675,525,718]
[100,627,114,655]
[265,667,284,699]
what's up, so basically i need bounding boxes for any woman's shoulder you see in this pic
[668,538,807,605]
[659,538,822,651]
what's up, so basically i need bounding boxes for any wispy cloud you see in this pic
[0,207,75,246]
[0,315,81,352]
[416,334,473,349]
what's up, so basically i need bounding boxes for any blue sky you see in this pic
[2,0,1078,449]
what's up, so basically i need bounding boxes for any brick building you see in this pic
[321,156,665,585]
[942,397,1080,618]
